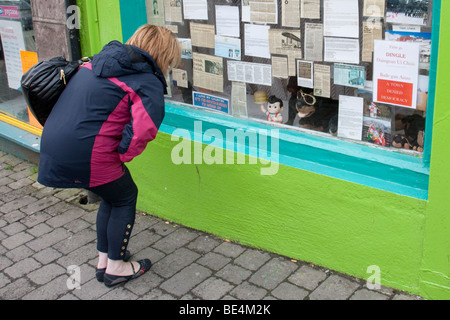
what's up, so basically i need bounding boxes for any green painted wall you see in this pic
[419,1,450,299]
[128,131,427,295]
[77,0,123,56]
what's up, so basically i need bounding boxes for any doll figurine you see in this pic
[260,95,284,123]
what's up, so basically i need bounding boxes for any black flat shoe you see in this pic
[103,259,152,288]
[96,250,131,282]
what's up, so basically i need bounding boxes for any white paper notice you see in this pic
[244,24,270,59]
[324,37,359,64]
[338,95,364,140]
[373,40,420,109]
[324,0,359,38]
[0,20,26,89]
[183,0,208,20]
[227,60,272,86]
[215,5,240,38]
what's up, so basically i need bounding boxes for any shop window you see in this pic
[146,0,435,157]
[0,0,36,126]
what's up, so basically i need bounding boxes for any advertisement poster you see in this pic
[373,40,420,109]
[193,91,229,114]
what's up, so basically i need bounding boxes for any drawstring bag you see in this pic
[21,56,90,126]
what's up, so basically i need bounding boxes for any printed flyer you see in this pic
[373,40,420,109]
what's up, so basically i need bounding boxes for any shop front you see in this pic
[0,0,448,299]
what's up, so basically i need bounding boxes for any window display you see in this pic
[0,0,36,125]
[149,0,434,154]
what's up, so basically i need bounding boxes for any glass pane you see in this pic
[0,0,37,126]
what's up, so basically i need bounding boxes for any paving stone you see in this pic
[392,293,423,300]
[159,263,212,297]
[6,245,35,262]
[0,254,13,271]
[23,274,73,300]
[309,275,360,300]
[197,252,231,271]
[0,273,11,289]
[1,221,26,236]
[1,210,26,224]
[27,263,67,285]
[216,264,252,285]
[4,257,41,279]
[0,278,36,299]
[149,220,178,236]
[56,242,98,268]
[58,293,79,300]
[124,271,164,296]
[131,246,166,264]
[54,188,83,200]
[99,287,138,300]
[53,228,97,254]
[141,288,177,300]
[72,278,112,300]
[64,218,91,233]
[192,277,234,300]
[230,281,267,300]
[1,231,34,250]
[152,227,198,254]
[187,235,221,253]
[33,247,63,265]
[350,288,390,300]
[0,195,36,214]
[27,222,53,237]
[0,186,35,203]
[26,228,69,252]
[128,229,161,253]
[20,196,62,215]
[288,265,327,291]
[214,242,246,258]
[0,176,14,187]
[8,177,34,190]
[248,257,298,290]
[152,247,200,278]
[234,249,271,271]
[271,282,309,300]
[20,211,52,228]
[45,207,87,228]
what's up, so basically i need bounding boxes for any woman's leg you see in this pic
[95,199,112,269]
[88,166,139,275]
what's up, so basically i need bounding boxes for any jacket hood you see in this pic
[91,41,167,88]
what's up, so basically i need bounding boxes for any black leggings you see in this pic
[88,166,138,260]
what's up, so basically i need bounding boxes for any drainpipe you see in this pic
[65,0,82,61]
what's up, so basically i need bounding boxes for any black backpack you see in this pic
[21,56,90,126]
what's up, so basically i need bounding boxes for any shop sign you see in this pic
[0,6,19,19]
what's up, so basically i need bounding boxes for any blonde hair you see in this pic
[126,24,181,75]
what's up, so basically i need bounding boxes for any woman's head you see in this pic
[126,24,181,75]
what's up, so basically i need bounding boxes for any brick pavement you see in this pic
[0,151,423,301]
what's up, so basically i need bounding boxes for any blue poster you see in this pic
[193,92,229,114]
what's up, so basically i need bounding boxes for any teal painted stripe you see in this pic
[0,120,41,153]
[119,0,148,42]
[423,0,441,165]
[159,102,429,200]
